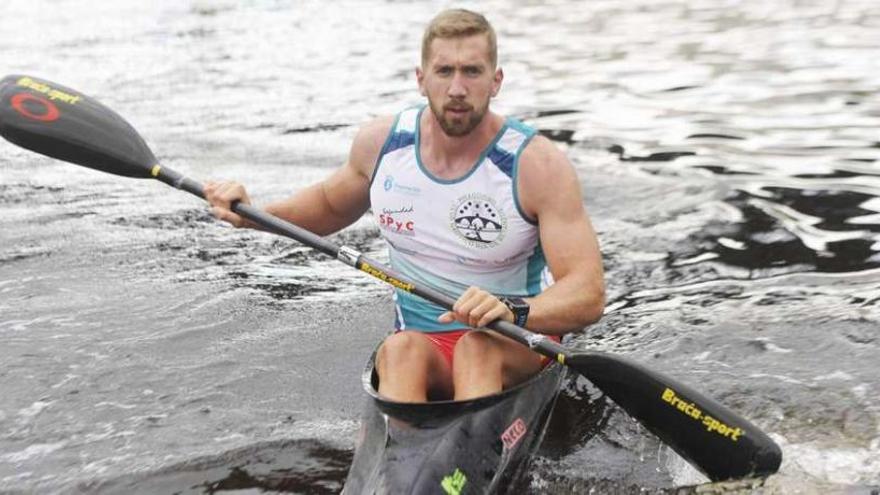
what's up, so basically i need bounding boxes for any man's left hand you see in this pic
[438,286,514,328]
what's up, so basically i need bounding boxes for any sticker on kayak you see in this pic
[440,467,467,495]
[501,417,528,451]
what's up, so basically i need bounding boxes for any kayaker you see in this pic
[205,8,605,402]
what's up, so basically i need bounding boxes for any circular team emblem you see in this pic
[450,193,506,248]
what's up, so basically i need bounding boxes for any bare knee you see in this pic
[453,331,541,393]
[377,332,432,374]
[451,331,504,399]
[453,331,501,369]
[376,332,451,402]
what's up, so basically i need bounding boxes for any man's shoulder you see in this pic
[517,132,580,203]
[357,114,397,145]
[519,133,570,174]
[349,115,397,173]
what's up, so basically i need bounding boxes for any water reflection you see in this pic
[704,189,879,273]
[536,117,880,274]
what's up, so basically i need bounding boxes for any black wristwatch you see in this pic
[501,297,530,327]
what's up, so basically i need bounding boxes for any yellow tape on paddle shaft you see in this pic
[358,261,415,292]
[150,165,161,177]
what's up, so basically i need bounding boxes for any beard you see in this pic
[428,98,488,137]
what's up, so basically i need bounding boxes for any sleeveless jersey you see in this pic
[369,105,552,332]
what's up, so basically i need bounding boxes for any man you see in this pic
[205,9,604,403]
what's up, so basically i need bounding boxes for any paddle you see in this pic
[0,74,781,481]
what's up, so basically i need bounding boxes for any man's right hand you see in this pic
[204,181,253,228]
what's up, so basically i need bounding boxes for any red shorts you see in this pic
[423,329,470,366]
[414,329,561,367]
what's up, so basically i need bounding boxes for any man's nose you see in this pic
[448,71,467,97]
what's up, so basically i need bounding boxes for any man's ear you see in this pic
[416,66,426,96]
[491,67,504,97]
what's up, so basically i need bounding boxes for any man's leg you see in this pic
[451,330,544,400]
[376,331,453,402]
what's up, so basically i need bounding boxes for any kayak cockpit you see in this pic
[343,349,566,494]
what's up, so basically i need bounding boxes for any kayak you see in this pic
[343,348,567,494]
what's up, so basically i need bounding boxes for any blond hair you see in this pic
[421,9,497,68]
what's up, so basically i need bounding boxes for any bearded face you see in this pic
[418,35,502,138]
[428,94,489,137]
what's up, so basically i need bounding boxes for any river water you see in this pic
[1,0,878,493]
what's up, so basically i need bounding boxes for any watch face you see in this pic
[505,297,528,311]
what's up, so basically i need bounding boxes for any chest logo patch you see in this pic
[450,193,506,248]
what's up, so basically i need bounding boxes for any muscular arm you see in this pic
[206,116,393,236]
[517,136,605,334]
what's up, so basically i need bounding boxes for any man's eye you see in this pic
[437,67,453,75]
[464,67,481,76]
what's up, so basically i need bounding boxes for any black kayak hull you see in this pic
[343,350,567,494]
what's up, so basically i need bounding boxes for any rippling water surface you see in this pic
[1,0,878,493]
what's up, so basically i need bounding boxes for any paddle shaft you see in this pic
[154,165,571,362]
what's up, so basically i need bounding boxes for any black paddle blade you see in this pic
[0,75,157,178]
[569,352,781,481]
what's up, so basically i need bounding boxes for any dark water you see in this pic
[1,0,879,493]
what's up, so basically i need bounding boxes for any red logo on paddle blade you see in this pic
[10,93,60,122]
[501,417,527,451]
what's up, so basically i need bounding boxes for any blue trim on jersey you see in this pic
[487,146,515,177]
[385,131,416,155]
[507,117,536,137]
[389,248,469,332]
[526,242,547,295]
[369,111,404,187]
[395,289,469,332]
[511,120,539,225]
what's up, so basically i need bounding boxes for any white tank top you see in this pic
[369,106,552,332]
